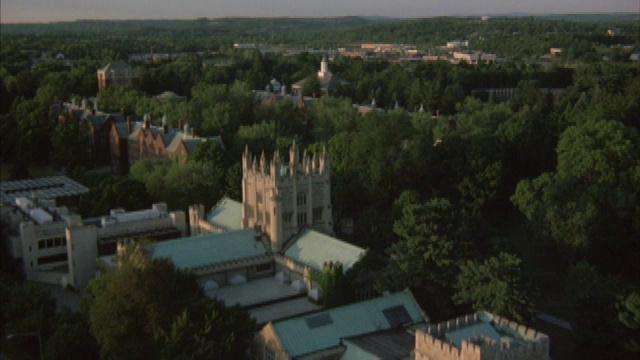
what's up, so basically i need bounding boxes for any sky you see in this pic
[1,0,638,23]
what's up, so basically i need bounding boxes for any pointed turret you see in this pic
[242,144,251,171]
[260,151,267,174]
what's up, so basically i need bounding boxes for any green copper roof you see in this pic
[284,229,365,272]
[206,197,243,231]
[147,228,266,269]
[271,290,426,358]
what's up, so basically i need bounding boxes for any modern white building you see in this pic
[1,192,186,289]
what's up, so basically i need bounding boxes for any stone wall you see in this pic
[414,312,550,360]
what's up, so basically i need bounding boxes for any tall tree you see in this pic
[51,123,93,174]
[512,119,640,276]
[85,244,254,360]
[380,196,469,318]
[618,292,640,353]
[453,252,533,323]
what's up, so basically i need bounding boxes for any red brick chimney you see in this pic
[127,116,132,134]
[191,127,196,137]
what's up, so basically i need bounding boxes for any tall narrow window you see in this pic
[297,212,307,226]
[313,207,323,222]
[297,193,306,206]
[283,212,293,223]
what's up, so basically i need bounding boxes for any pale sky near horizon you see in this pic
[1,0,638,24]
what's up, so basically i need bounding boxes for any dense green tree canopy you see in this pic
[85,244,254,360]
[453,253,533,322]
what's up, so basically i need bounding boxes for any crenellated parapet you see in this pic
[415,312,550,360]
[242,142,333,253]
[242,142,330,182]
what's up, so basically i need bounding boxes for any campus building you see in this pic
[97,61,139,90]
[254,290,428,359]
[292,56,347,96]
[174,143,366,323]
[414,312,550,360]
[1,177,186,289]
[109,113,224,174]
[252,303,551,360]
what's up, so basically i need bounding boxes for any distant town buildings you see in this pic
[97,61,139,90]
[292,56,347,96]
[471,87,566,103]
[550,48,564,56]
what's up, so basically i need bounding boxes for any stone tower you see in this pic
[242,142,333,252]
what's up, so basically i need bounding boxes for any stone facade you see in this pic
[414,313,550,360]
[241,142,333,252]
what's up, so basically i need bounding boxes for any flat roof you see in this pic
[0,176,89,204]
[207,276,303,308]
[284,229,365,272]
[147,228,267,270]
[205,197,243,231]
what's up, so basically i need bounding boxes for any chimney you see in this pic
[178,119,183,130]
[191,127,196,138]
[163,124,169,134]
[127,116,132,134]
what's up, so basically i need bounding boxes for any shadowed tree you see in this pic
[453,252,533,323]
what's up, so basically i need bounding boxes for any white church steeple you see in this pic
[317,56,332,79]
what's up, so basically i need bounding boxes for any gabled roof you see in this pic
[159,132,178,146]
[205,197,243,231]
[269,290,427,358]
[181,138,203,155]
[115,121,142,139]
[147,228,267,270]
[284,228,365,273]
[88,114,108,129]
